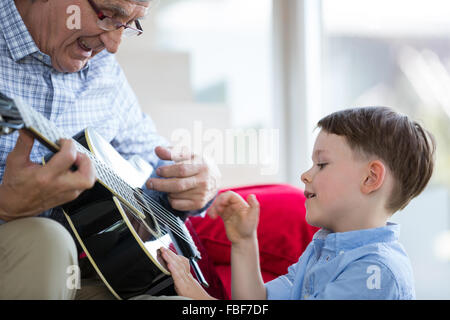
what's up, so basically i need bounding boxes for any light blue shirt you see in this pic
[265,222,415,300]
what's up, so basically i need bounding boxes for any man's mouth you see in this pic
[304,191,316,199]
[77,38,92,52]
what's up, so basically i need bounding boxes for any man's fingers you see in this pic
[168,197,196,211]
[70,152,96,189]
[9,130,35,161]
[156,163,201,178]
[45,139,78,175]
[147,176,197,193]
[49,148,96,193]
[154,146,172,161]
[155,145,194,162]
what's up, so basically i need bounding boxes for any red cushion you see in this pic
[190,184,319,298]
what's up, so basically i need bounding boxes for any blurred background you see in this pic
[116,0,450,299]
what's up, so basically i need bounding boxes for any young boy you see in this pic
[161,106,436,300]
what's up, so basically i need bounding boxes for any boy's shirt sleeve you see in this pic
[308,259,401,300]
[264,244,314,300]
[264,263,297,300]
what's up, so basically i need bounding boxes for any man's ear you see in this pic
[361,160,386,195]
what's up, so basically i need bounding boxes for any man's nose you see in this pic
[99,29,123,54]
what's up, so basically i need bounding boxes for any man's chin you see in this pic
[54,50,101,73]
[53,58,88,73]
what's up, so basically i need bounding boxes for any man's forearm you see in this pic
[231,236,267,300]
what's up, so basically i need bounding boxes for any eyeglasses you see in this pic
[87,0,143,37]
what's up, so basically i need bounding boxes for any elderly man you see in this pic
[0,0,220,299]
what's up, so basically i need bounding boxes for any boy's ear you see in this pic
[361,160,386,195]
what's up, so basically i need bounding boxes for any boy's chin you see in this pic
[305,210,322,228]
[305,211,332,230]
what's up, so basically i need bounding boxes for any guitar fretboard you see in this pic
[15,98,142,213]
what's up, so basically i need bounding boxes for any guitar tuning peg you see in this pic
[0,120,24,136]
[0,126,13,136]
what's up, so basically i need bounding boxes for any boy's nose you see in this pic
[301,170,312,184]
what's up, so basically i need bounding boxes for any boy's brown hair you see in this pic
[317,106,436,213]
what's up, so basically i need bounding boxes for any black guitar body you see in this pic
[61,130,175,299]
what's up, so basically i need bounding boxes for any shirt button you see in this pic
[339,250,345,255]
[303,294,310,299]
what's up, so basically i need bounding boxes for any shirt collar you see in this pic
[313,222,400,253]
[0,0,41,62]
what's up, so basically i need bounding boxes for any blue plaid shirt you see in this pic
[265,222,416,300]
[0,0,182,223]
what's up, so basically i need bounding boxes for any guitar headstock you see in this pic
[0,92,24,135]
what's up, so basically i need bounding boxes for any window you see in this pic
[322,0,450,189]
[154,0,273,129]
[322,0,450,299]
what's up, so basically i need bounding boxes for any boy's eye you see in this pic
[317,163,328,169]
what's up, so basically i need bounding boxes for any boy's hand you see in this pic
[208,191,260,245]
[160,247,215,300]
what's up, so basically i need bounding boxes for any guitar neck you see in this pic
[15,98,142,212]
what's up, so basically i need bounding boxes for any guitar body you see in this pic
[61,129,174,300]
[0,94,207,300]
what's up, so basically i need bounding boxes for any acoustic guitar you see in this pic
[0,92,208,299]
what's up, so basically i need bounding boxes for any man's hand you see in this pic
[146,146,221,211]
[208,191,260,245]
[160,247,215,300]
[0,130,96,221]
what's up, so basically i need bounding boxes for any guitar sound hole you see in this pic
[133,189,160,236]
[142,208,157,231]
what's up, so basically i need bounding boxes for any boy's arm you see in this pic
[208,191,266,300]
[231,235,267,300]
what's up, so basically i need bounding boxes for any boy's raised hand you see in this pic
[207,191,260,245]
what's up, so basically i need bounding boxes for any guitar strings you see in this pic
[19,107,198,248]
[81,146,197,245]
[132,192,198,246]
[122,200,187,254]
